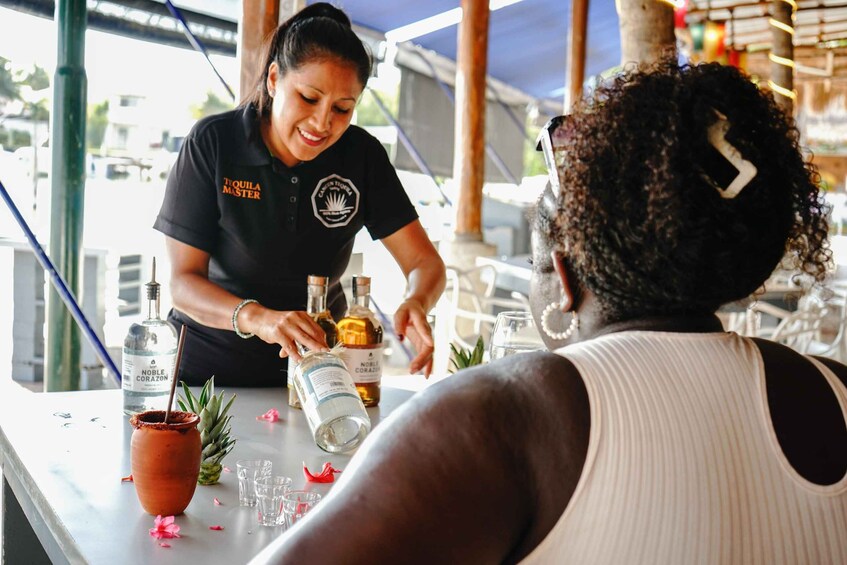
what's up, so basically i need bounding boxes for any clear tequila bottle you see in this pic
[289,275,338,409]
[122,258,178,415]
[337,275,384,407]
[292,349,371,453]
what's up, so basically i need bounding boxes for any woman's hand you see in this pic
[394,298,434,377]
[380,221,446,378]
[239,304,329,363]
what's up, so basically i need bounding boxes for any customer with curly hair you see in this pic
[252,61,847,564]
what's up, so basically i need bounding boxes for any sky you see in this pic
[0,7,239,131]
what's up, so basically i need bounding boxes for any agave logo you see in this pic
[311,174,360,228]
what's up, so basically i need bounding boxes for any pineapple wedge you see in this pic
[177,377,237,485]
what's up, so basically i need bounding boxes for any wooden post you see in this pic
[617,0,675,66]
[770,0,795,114]
[238,0,304,102]
[453,0,490,240]
[565,0,588,111]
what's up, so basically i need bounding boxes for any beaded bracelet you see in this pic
[232,298,258,339]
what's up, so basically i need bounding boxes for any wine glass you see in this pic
[489,311,545,361]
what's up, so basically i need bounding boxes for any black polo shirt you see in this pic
[153,104,418,387]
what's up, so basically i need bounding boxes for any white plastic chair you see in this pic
[759,288,847,361]
[442,264,531,350]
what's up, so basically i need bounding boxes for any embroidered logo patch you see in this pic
[221,177,262,200]
[311,174,360,228]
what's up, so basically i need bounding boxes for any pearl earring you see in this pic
[541,301,579,341]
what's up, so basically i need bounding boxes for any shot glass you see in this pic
[236,459,272,507]
[282,490,322,529]
[255,476,293,526]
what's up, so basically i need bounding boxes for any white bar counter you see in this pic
[0,380,419,564]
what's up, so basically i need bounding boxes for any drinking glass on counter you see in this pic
[237,459,272,507]
[282,490,322,528]
[489,311,545,360]
[256,475,294,526]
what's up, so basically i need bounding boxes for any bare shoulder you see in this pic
[419,351,591,561]
[402,351,590,457]
[751,338,847,485]
[255,352,590,565]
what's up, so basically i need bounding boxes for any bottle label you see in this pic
[298,361,360,409]
[341,345,383,384]
[122,349,176,393]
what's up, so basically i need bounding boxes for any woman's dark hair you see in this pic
[542,60,830,322]
[244,2,372,117]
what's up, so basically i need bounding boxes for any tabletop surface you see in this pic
[0,381,418,565]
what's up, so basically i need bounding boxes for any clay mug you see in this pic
[130,410,201,515]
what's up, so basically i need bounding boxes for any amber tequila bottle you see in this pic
[289,275,339,409]
[337,275,384,406]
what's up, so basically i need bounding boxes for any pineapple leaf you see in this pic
[207,394,220,419]
[470,336,485,366]
[218,394,237,422]
[448,336,486,373]
[208,414,231,439]
[179,381,197,413]
[198,380,210,408]
[182,376,235,485]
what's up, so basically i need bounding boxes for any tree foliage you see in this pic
[0,56,19,103]
[353,85,397,127]
[17,64,49,91]
[87,99,109,151]
[191,91,233,120]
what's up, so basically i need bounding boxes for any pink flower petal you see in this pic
[303,461,342,483]
[149,515,181,539]
[213,497,222,506]
[209,525,224,530]
[159,542,172,548]
[256,408,280,422]
[223,466,232,473]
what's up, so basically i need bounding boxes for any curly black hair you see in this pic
[544,60,830,322]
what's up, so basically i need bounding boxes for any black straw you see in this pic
[164,324,187,424]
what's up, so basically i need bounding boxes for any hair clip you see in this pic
[706,110,757,199]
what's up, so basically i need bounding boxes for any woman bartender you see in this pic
[153,3,445,387]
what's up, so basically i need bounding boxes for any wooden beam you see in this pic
[453,0,490,239]
[618,0,676,65]
[565,0,588,111]
[238,0,279,102]
[770,0,795,113]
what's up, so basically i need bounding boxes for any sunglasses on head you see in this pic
[535,115,571,193]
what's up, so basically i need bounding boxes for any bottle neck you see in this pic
[307,286,328,316]
[353,290,370,309]
[147,295,161,321]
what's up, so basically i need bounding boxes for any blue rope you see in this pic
[413,49,520,185]
[0,177,122,386]
[164,0,236,102]
[366,87,452,207]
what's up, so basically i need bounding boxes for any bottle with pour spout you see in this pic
[122,258,178,415]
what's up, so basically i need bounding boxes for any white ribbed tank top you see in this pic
[521,331,847,565]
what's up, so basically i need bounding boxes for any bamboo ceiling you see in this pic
[686,0,847,81]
